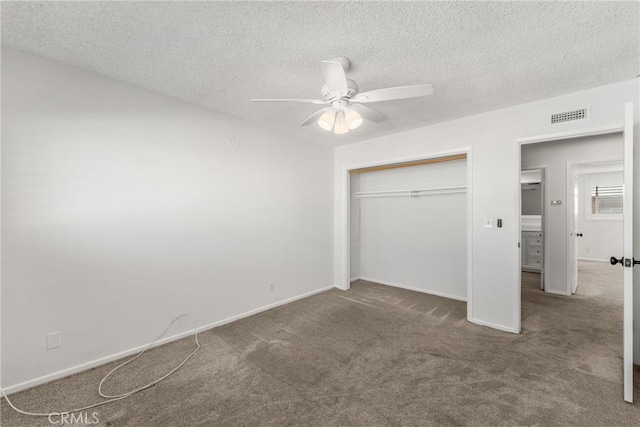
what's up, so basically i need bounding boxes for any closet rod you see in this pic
[349,153,466,174]
[351,186,466,198]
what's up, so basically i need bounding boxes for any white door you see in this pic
[572,173,579,294]
[623,101,634,403]
[540,173,545,290]
[568,167,579,294]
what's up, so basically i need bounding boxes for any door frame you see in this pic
[340,147,473,320]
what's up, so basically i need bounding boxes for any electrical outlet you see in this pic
[47,332,61,350]
[268,282,275,292]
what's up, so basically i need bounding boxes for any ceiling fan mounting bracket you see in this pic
[331,56,351,71]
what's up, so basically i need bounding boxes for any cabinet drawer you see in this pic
[528,246,543,256]
[522,232,542,245]
[528,255,542,266]
[530,237,542,246]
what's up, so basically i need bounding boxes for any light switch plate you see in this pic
[484,217,494,228]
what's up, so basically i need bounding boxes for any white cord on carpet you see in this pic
[1,313,200,417]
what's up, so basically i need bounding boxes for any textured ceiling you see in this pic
[2,1,638,145]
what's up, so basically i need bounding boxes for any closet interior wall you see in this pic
[350,158,467,301]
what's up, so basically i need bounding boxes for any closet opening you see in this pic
[347,153,470,311]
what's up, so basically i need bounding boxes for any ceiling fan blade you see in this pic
[352,84,433,103]
[300,107,332,127]
[349,104,387,123]
[252,98,328,104]
[321,60,348,95]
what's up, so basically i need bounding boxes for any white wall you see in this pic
[351,160,467,300]
[522,134,623,293]
[521,186,542,215]
[1,48,334,390]
[577,170,624,262]
[334,78,640,362]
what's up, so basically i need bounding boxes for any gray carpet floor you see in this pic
[2,261,639,426]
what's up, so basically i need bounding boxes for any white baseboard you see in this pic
[350,277,361,282]
[358,276,467,302]
[544,289,571,296]
[2,285,334,395]
[469,317,518,334]
[578,258,608,263]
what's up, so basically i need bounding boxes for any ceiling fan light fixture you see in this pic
[334,111,349,134]
[317,109,336,131]
[345,108,363,130]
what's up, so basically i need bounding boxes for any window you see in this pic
[590,184,623,217]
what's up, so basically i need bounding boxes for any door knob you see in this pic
[610,256,624,266]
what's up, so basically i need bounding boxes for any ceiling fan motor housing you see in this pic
[322,79,359,100]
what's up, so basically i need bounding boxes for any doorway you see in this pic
[521,168,545,291]
[517,104,634,403]
[520,133,623,296]
[568,161,624,295]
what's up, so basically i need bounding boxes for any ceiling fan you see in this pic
[251,57,434,135]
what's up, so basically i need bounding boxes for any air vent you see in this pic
[551,108,587,124]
